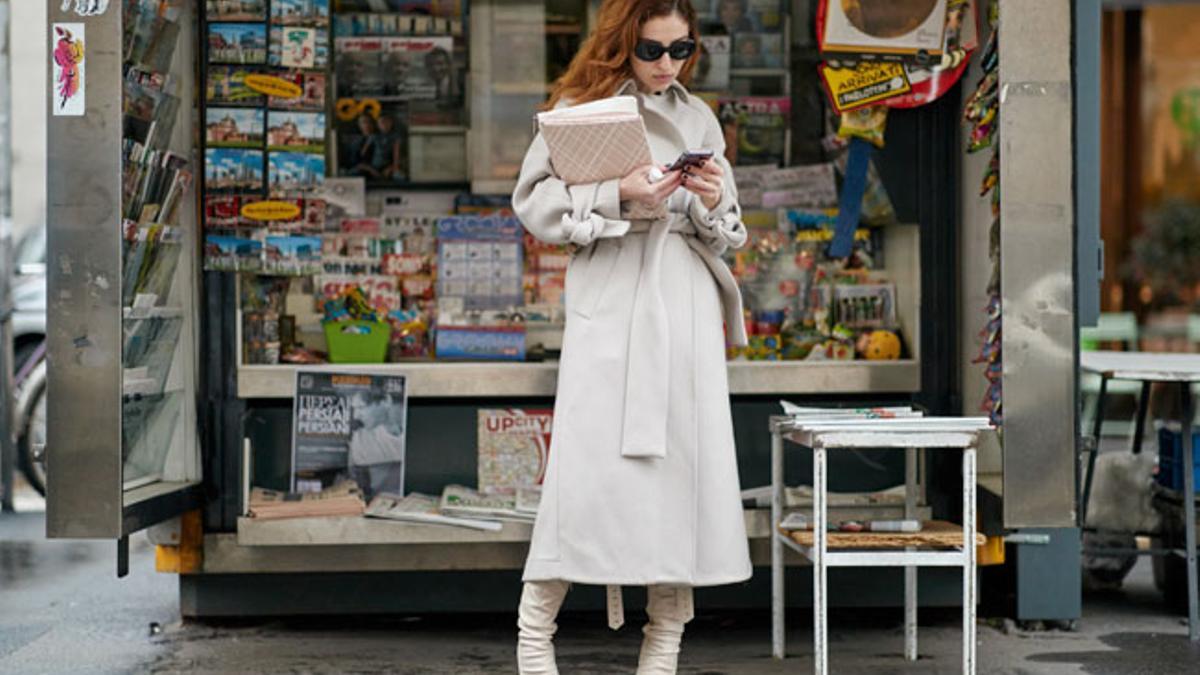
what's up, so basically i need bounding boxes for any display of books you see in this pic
[248,481,367,520]
[364,493,504,531]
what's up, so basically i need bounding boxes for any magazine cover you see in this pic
[732,31,783,68]
[334,103,408,184]
[208,22,268,65]
[268,151,326,194]
[270,25,330,69]
[693,35,731,91]
[205,148,264,190]
[292,372,408,497]
[207,66,266,106]
[267,111,326,152]
[477,409,553,494]
[271,0,331,26]
[262,235,322,275]
[335,36,456,101]
[206,0,266,21]
[206,107,265,148]
[268,70,327,110]
[718,97,790,166]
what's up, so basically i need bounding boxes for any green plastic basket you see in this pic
[323,320,390,364]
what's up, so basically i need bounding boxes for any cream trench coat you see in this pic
[512,79,753,589]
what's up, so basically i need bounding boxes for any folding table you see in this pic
[1079,350,1200,641]
[770,414,993,674]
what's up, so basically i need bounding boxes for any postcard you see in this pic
[205,148,264,190]
[209,22,268,65]
[267,111,326,151]
[206,107,265,148]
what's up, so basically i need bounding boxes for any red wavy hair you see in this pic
[545,0,701,109]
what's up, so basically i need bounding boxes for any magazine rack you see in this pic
[46,1,203,547]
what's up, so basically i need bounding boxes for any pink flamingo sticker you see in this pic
[52,23,86,116]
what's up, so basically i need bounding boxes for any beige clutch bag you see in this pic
[536,95,654,186]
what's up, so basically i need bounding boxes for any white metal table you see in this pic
[1079,350,1200,641]
[770,414,992,674]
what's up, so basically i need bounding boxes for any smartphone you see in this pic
[666,149,714,172]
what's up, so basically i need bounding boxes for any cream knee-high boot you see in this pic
[517,580,570,675]
[636,585,695,675]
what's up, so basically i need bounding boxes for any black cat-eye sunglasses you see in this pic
[633,38,697,62]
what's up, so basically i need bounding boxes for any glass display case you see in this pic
[47,0,201,543]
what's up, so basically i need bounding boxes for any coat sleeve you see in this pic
[686,101,748,255]
[511,132,630,247]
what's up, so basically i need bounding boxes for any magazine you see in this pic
[205,148,264,190]
[206,0,267,21]
[206,107,265,148]
[732,31,783,68]
[477,409,553,494]
[334,102,408,184]
[268,70,327,110]
[248,480,366,520]
[267,111,326,152]
[334,36,457,101]
[693,35,731,91]
[292,372,408,498]
[208,22,268,65]
[718,97,790,166]
[439,485,534,523]
[364,493,504,532]
[207,66,266,106]
[267,151,325,195]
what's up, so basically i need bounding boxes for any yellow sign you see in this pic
[821,62,911,113]
[241,200,302,222]
[244,74,303,99]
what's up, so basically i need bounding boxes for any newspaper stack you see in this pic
[439,485,537,523]
[364,493,502,532]
[248,481,366,520]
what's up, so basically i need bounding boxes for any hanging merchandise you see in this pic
[964,2,1001,426]
[818,61,912,114]
[828,106,888,259]
[885,0,978,109]
[818,0,949,66]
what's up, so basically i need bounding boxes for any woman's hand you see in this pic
[619,164,682,208]
[682,158,724,211]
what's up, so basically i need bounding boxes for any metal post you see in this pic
[1080,376,1108,527]
[0,0,15,514]
[904,447,918,661]
[770,425,785,659]
[813,444,828,675]
[1130,381,1151,455]
[1180,383,1198,641]
[963,447,978,674]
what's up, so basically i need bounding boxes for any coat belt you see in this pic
[618,216,746,460]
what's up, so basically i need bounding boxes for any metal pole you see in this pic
[0,0,17,513]
[770,425,785,659]
[904,447,918,661]
[1180,382,1198,641]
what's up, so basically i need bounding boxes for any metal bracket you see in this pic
[1006,533,1051,546]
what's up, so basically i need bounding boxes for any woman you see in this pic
[511,1,751,673]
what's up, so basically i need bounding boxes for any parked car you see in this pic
[8,225,47,495]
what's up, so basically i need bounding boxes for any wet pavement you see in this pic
[2,483,1199,674]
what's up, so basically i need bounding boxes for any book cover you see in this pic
[477,409,553,494]
[292,372,408,498]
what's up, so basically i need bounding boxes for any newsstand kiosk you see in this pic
[46,0,1093,623]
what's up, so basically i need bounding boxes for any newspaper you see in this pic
[365,493,503,532]
[439,484,534,523]
[477,408,552,494]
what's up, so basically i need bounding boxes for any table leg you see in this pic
[905,447,918,662]
[1180,383,1198,642]
[814,444,828,675]
[963,447,977,675]
[1080,376,1109,527]
[1131,381,1152,455]
[771,428,785,659]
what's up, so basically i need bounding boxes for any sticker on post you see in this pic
[61,0,109,17]
[52,23,86,116]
